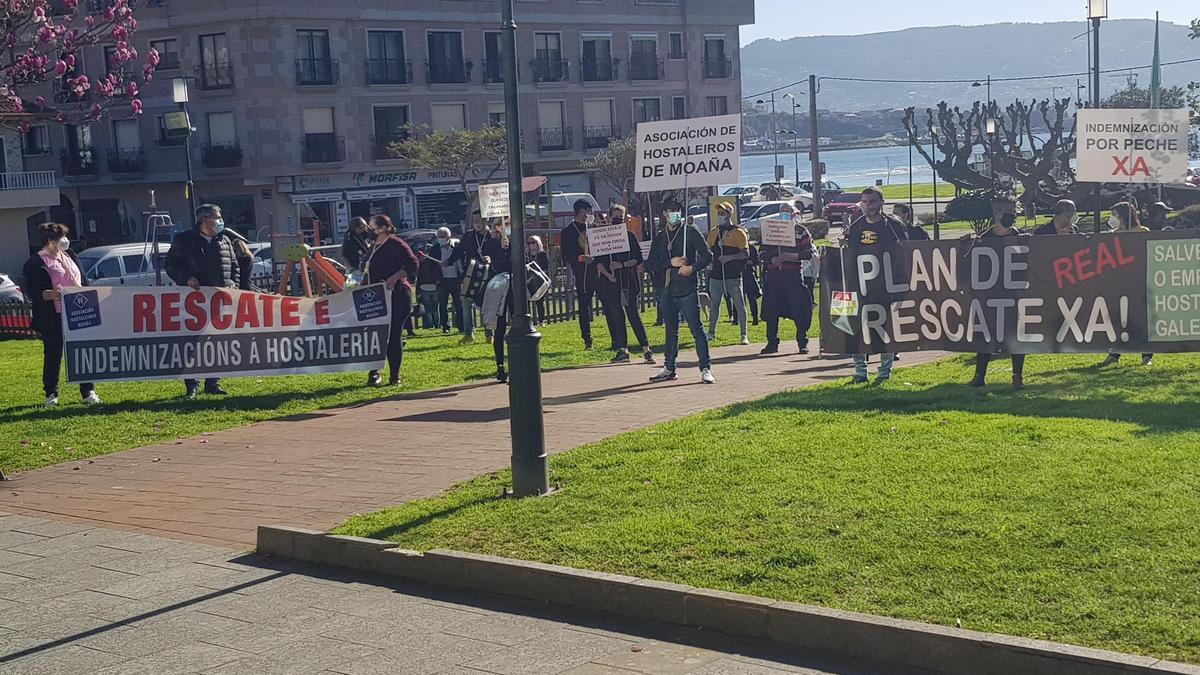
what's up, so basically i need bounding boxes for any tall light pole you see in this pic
[986,116,998,189]
[756,92,778,181]
[1089,0,1106,234]
[783,93,802,185]
[931,127,940,240]
[172,77,198,219]
[808,74,823,218]
[500,0,548,497]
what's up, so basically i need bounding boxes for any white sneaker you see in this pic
[83,391,101,406]
[700,368,715,384]
[44,395,59,407]
[740,336,750,345]
[649,367,678,383]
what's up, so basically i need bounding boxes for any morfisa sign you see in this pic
[635,114,741,192]
[1075,108,1191,184]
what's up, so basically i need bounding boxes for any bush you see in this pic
[1168,204,1200,229]
[801,218,830,240]
[943,189,998,231]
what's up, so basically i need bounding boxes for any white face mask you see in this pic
[1069,213,1080,226]
[584,214,595,226]
[437,237,450,246]
[58,237,70,251]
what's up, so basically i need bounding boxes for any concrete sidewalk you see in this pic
[1,344,943,548]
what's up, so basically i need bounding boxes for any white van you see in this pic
[76,244,173,286]
[524,192,602,228]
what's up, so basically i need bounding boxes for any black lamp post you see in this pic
[783,93,804,185]
[986,116,998,189]
[500,0,549,497]
[756,92,778,181]
[1089,0,1107,234]
[931,127,940,240]
[172,77,198,218]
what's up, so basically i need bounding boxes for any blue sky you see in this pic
[742,1,1197,44]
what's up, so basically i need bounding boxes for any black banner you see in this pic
[819,230,1200,355]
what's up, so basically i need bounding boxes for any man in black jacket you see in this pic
[446,211,492,344]
[647,197,714,384]
[559,199,598,350]
[165,203,241,400]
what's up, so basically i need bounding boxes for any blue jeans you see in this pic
[418,288,440,329]
[661,290,711,372]
[853,353,895,380]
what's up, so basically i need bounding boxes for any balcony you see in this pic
[530,58,569,83]
[195,64,234,91]
[583,125,621,150]
[365,57,411,85]
[703,57,733,79]
[0,171,59,210]
[107,149,146,174]
[426,60,471,85]
[538,127,572,152]
[61,149,98,177]
[302,134,345,164]
[372,132,409,160]
[296,58,339,86]
[202,143,243,169]
[580,57,618,82]
[629,57,663,82]
[483,60,504,84]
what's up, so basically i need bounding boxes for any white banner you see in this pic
[586,224,631,257]
[761,217,797,248]
[1076,108,1191,184]
[635,113,741,192]
[61,285,391,383]
[479,182,510,219]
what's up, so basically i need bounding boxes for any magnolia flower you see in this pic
[131,98,143,115]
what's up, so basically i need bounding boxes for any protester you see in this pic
[363,214,418,387]
[1100,202,1154,367]
[759,203,815,355]
[483,218,513,381]
[429,226,461,334]
[893,203,929,240]
[1146,201,1171,231]
[1032,199,1081,236]
[220,225,256,291]
[705,202,751,345]
[844,187,907,384]
[594,204,655,364]
[446,210,492,344]
[526,234,550,326]
[342,217,371,270]
[971,195,1028,389]
[23,223,99,407]
[647,197,714,384]
[559,199,598,350]
[743,240,762,326]
[798,219,821,345]
[415,240,443,330]
[165,204,242,399]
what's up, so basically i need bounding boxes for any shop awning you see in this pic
[345,187,409,201]
[289,191,343,204]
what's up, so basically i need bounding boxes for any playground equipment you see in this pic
[273,237,346,297]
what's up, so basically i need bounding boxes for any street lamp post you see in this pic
[931,128,940,240]
[1089,0,1106,234]
[808,74,823,218]
[172,77,198,218]
[756,92,778,181]
[783,93,804,185]
[500,0,549,497]
[985,117,998,189]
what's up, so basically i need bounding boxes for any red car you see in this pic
[822,191,862,224]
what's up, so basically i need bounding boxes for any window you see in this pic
[203,112,241,168]
[483,32,502,84]
[207,112,236,145]
[581,34,614,82]
[113,119,140,151]
[22,125,50,155]
[367,31,408,84]
[89,256,121,281]
[537,101,569,151]
[122,254,148,275]
[668,32,685,59]
[430,103,466,131]
[533,32,566,82]
[487,101,506,126]
[630,34,660,81]
[198,33,233,89]
[103,46,119,77]
[372,106,410,158]
[633,98,660,124]
[427,32,467,84]
[302,107,341,163]
[583,99,615,149]
[703,36,729,78]
[156,115,184,146]
[296,30,336,85]
[706,96,728,116]
[149,38,179,70]
[672,96,686,120]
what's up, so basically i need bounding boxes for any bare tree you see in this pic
[388,125,507,205]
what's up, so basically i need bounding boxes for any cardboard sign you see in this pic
[635,113,741,192]
[761,217,796,248]
[479,182,510,219]
[1076,108,1191,184]
[586,224,631,257]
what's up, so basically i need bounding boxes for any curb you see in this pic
[257,525,1200,675]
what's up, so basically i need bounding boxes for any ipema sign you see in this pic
[635,114,741,192]
[1075,108,1191,184]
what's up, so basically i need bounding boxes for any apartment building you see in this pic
[18,0,755,250]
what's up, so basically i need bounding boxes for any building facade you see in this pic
[19,0,754,253]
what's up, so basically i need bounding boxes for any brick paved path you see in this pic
[1,345,944,548]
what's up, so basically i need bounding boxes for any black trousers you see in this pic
[573,275,596,345]
[598,277,649,351]
[40,318,92,398]
[975,353,1026,380]
[383,288,413,380]
[495,308,508,367]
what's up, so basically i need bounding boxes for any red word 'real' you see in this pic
[132,291,330,333]
[1051,238,1136,290]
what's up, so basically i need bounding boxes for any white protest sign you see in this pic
[639,240,653,260]
[635,113,741,192]
[586,224,631,257]
[1076,108,1191,184]
[479,182,510,219]
[761,217,796,248]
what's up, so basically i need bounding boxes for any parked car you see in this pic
[76,243,173,286]
[524,192,602,228]
[738,200,796,238]
[398,228,440,252]
[797,180,845,203]
[822,191,863,225]
[0,272,27,302]
[722,185,760,198]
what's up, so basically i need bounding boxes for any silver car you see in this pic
[0,272,26,302]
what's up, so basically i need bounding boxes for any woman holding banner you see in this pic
[971,195,1028,390]
[364,214,418,387]
[23,223,100,407]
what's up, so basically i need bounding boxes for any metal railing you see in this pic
[0,171,57,190]
[580,57,618,82]
[629,56,663,81]
[107,148,146,174]
[296,58,339,86]
[426,60,471,84]
[365,57,411,85]
[583,125,620,150]
[0,301,36,340]
[302,134,345,164]
[482,59,505,84]
[60,149,98,176]
[196,64,234,90]
[538,127,572,152]
[703,57,733,79]
[530,57,569,83]
[202,142,243,168]
[372,132,409,160]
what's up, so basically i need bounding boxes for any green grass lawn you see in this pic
[848,182,959,200]
[338,353,1200,664]
[0,304,788,474]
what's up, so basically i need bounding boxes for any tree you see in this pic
[1,0,157,128]
[581,135,635,202]
[1103,79,1200,159]
[387,125,507,204]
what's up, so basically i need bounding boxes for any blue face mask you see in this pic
[213,218,225,234]
[666,212,682,226]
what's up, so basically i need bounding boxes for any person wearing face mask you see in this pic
[971,195,1029,390]
[482,218,515,381]
[342,217,372,271]
[429,226,461,335]
[1099,202,1154,367]
[559,199,599,350]
[892,203,929,241]
[23,222,100,407]
[1032,199,1081,236]
[1146,201,1171,231]
[705,201,751,345]
[526,235,550,326]
[446,210,493,344]
[594,204,656,364]
[844,187,907,384]
[647,197,715,384]
[759,203,815,356]
[165,204,242,400]
[363,214,419,387]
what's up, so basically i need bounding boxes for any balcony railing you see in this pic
[372,132,409,160]
[196,64,234,90]
[302,134,345,164]
[202,142,243,169]
[583,125,621,150]
[426,60,471,84]
[703,57,733,79]
[107,149,146,174]
[365,57,412,85]
[296,58,339,86]
[483,60,504,84]
[538,127,572,152]
[0,171,57,191]
[530,58,569,83]
[61,149,98,177]
[629,57,663,81]
[580,57,618,82]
